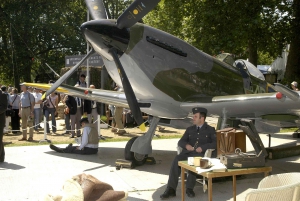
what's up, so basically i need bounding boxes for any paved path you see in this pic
[1,132,300,201]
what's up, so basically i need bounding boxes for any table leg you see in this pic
[181,167,185,201]
[233,175,236,201]
[264,171,270,177]
[208,177,212,201]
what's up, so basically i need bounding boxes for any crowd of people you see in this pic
[0,75,133,142]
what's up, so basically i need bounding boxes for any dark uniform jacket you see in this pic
[84,100,92,114]
[65,96,77,115]
[0,91,8,115]
[178,122,216,156]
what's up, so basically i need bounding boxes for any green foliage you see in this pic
[1,0,299,89]
[257,51,275,65]
[145,0,293,67]
[0,0,87,87]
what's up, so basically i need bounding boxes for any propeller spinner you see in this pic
[43,0,161,131]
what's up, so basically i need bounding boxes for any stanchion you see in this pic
[98,115,101,137]
[39,116,51,143]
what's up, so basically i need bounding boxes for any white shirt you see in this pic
[79,126,98,150]
[91,101,96,109]
[10,94,20,109]
[33,92,42,109]
[76,97,82,108]
[46,95,58,108]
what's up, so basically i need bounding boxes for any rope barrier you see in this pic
[4,116,149,133]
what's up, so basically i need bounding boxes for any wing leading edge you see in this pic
[24,83,129,108]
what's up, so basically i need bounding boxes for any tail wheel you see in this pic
[124,137,147,166]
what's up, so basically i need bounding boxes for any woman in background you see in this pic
[10,88,21,134]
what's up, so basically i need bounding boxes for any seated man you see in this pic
[160,107,216,199]
[50,118,98,155]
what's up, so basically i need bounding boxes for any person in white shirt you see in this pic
[32,88,42,131]
[49,118,98,155]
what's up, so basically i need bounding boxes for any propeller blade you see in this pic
[116,0,161,29]
[42,49,95,99]
[110,48,146,131]
[85,0,107,20]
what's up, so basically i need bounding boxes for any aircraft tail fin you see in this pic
[274,83,299,101]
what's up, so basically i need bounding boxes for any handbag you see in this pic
[6,109,15,117]
[6,95,17,117]
[43,102,49,110]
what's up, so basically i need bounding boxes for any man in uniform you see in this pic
[49,117,98,155]
[68,85,83,138]
[160,107,216,199]
[0,89,8,162]
[84,85,99,136]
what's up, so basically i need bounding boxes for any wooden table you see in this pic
[178,161,272,201]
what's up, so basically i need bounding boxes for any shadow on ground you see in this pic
[0,162,25,170]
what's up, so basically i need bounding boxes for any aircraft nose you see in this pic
[80,20,130,53]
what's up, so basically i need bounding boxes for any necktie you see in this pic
[92,101,95,108]
[197,126,200,132]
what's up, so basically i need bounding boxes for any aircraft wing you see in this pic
[24,83,129,108]
[181,92,300,120]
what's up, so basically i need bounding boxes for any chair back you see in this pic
[245,173,300,201]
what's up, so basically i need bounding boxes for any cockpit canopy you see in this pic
[234,59,265,81]
[216,53,265,81]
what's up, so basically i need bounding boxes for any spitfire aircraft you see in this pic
[26,0,300,165]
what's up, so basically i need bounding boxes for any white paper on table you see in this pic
[196,158,227,174]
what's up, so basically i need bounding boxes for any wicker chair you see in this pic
[245,172,300,201]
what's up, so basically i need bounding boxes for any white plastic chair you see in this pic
[245,172,300,201]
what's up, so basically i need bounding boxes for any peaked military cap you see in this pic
[192,107,207,114]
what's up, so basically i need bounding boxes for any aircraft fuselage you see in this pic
[81,20,271,119]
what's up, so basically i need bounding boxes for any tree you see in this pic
[0,0,138,87]
[0,0,86,87]
[145,0,291,67]
[285,0,300,84]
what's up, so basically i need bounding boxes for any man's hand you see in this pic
[186,144,194,151]
[195,147,202,153]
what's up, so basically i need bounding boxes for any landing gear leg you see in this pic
[124,117,160,166]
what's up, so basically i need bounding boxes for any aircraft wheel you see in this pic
[124,137,147,166]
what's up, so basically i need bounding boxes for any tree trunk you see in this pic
[248,39,258,67]
[285,0,300,82]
